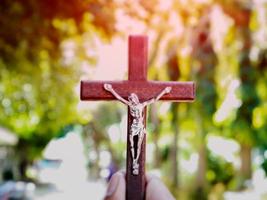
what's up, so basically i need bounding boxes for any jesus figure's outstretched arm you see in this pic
[142,87,172,106]
[104,84,131,106]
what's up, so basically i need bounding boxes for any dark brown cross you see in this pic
[80,35,195,200]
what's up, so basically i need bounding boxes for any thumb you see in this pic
[104,172,125,200]
[146,175,175,200]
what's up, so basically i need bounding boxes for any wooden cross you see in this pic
[80,35,195,200]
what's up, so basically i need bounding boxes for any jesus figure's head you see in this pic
[128,93,139,105]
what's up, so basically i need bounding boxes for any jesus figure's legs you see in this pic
[135,128,145,165]
[130,125,146,175]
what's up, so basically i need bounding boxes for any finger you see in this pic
[104,172,126,200]
[146,175,175,200]
[145,173,155,183]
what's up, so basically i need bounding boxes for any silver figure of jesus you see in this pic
[104,84,172,175]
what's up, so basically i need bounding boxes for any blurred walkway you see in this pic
[34,181,106,200]
[224,169,267,200]
[34,131,108,199]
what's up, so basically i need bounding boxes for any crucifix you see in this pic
[80,35,195,200]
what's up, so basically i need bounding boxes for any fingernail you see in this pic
[105,173,120,198]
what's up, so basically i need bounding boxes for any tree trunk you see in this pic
[86,123,102,179]
[16,138,30,181]
[194,112,207,200]
[92,134,101,179]
[18,158,29,181]
[240,143,252,180]
[197,142,206,188]
[171,121,179,188]
[150,104,161,168]
[171,104,179,188]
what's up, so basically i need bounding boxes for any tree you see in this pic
[189,11,218,198]
[214,1,263,183]
[0,0,118,179]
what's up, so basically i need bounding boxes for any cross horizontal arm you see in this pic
[80,80,195,101]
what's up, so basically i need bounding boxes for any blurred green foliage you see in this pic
[0,0,118,179]
[207,151,234,186]
[0,0,117,146]
[0,0,267,199]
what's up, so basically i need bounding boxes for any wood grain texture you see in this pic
[128,36,148,81]
[126,107,146,200]
[80,80,195,101]
[80,35,195,200]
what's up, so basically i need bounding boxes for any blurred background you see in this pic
[0,0,267,199]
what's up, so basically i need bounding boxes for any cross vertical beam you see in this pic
[126,36,147,200]
[80,35,195,200]
[128,36,148,81]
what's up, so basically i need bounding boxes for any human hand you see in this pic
[145,174,175,200]
[104,172,175,200]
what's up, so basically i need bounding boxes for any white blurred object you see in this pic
[207,135,240,167]
[0,127,18,145]
[0,181,35,200]
[252,169,267,195]
[42,131,88,190]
